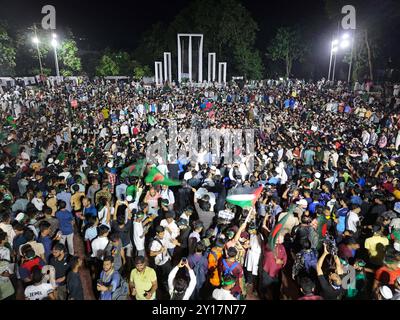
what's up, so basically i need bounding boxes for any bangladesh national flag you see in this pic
[268,211,291,250]
[145,166,181,186]
[121,158,146,178]
[226,185,263,209]
[6,116,17,129]
[316,214,329,249]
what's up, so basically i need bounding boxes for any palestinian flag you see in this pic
[147,114,157,126]
[268,211,291,250]
[145,166,181,186]
[226,185,263,209]
[121,158,146,178]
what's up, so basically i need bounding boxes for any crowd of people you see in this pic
[0,77,400,301]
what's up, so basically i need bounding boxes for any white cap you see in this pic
[315,172,321,179]
[48,158,54,164]
[394,242,400,252]
[107,162,113,168]
[268,152,274,157]
[54,159,60,165]
[15,212,25,222]
[296,199,308,208]
[126,195,133,202]
[380,286,393,300]
[0,164,4,170]
[210,166,217,171]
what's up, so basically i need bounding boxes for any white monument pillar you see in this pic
[188,36,192,82]
[177,35,182,83]
[163,52,172,83]
[218,62,227,84]
[177,33,204,83]
[154,61,163,86]
[208,53,216,82]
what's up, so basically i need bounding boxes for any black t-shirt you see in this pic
[67,271,84,300]
[111,220,131,247]
[318,275,344,300]
[49,254,71,285]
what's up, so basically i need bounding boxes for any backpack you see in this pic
[111,273,129,300]
[221,259,239,277]
[147,237,165,267]
[303,250,318,273]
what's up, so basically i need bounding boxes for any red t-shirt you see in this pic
[375,266,400,286]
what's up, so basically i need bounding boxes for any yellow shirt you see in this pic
[71,192,85,211]
[364,235,389,266]
[130,267,157,300]
[46,196,57,215]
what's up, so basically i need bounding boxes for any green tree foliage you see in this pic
[134,0,263,79]
[58,39,82,76]
[96,50,120,76]
[267,27,307,78]
[0,24,16,76]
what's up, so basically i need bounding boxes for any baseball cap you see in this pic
[126,195,133,202]
[379,286,393,300]
[314,172,321,179]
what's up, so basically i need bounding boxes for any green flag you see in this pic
[268,212,291,250]
[147,114,157,126]
[121,158,146,178]
[6,116,17,129]
[145,167,181,186]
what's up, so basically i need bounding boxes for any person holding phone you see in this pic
[129,256,157,300]
[167,258,196,300]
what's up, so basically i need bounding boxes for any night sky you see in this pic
[0,0,398,79]
[0,0,331,50]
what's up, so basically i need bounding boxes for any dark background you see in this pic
[0,0,398,80]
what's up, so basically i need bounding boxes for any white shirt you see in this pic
[91,236,109,259]
[212,288,237,300]
[133,221,145,251]
[168,266,196,300]
[24,283,54,300]
[160,189,175,206]
[160,219,180,249]
[346,211,360,233]
[150,237,170,266]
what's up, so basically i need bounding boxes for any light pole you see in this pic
[51,33,60,78]
[32,25,43,75]
[328,39,338,81]
[329,33,352,83]
[347,31,355,85]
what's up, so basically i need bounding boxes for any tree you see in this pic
[0,24,16,76]
[96,51,120,76]
[233,46,263,80]
[133,65,151,80]
[267,27,307,78]
[134,0,264,79]
[58,39,82,76]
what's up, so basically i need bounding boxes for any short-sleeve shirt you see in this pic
[24,283,54,300]
[130,267,157,300]
[375,266,400,286]
[150,238,170,266]
[56,210,74,235]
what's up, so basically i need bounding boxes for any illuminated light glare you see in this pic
[342,33,349,39]
[340,40,350,48]
[51,38,58,47]
[332,39,339,46]
[32,37,39,44]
